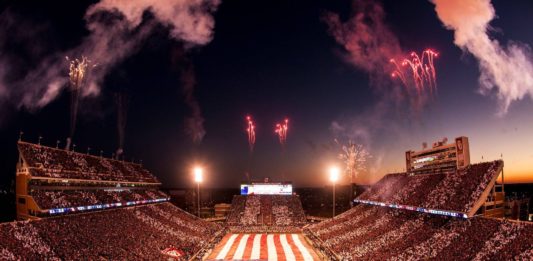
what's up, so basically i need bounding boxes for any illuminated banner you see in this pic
[353,199,468,218]
[49,197,169,215]
[241,183,292,195]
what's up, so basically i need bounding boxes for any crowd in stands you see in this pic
[305,160,531,260]
[241,195,260,225]
[225,195,245,224]
[424,161,502,213]
[19,142,158,183]
[226,195,306,227]
[261,195,273,224]
[272,195,306,225]
[8,144,531,261]
[194,228,227,260]
[287,196,306,223]
[357,161,503,213]
[307,205,533,260]
[0,203,221,260]
[30,189,168,210]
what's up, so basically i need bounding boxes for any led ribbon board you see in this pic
[49,197,169,215]
[353,199,468,218]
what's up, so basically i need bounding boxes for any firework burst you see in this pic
[275,118,289,147]
[67,56,93,89]
[337,140,371,181]
[390,49,438,97]
[246,115,256,152]
[65,56,96,150]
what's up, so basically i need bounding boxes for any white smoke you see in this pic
[431,0,533,115]
[1,0,221,111]
[87,0,220,46]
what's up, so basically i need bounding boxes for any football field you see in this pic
[206,233,321,260]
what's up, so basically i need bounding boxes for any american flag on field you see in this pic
[207,233,319,260]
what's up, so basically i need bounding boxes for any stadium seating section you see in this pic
[30,189,168,210]
[306,204,533,260]
[357,160,503,213]
[226,195,307,227]
[19,142,158,183]
[0,203,221,260]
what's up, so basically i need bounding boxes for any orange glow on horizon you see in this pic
[498,171,533,184]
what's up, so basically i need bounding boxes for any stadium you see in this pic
[1,0,533,260]
[1,137,531,260]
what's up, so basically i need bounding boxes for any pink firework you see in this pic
[390,49,438,97]
[275,118,289,147]
[246,115,256,152]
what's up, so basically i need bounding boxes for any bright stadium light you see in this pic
[329,166,340,218]
[329,166,340,182]
[194,167,203,183]
[193,166,203,217]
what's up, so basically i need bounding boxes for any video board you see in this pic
[240,183,292,195]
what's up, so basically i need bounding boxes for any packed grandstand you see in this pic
[0,141,531,260]
[226,195,307,227]
[15,142,169,219]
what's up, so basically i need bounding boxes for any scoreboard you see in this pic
[406,136,470,174]
[240,183,293,195]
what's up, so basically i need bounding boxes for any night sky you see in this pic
[1,0,533,189]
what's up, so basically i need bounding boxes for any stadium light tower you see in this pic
[329,166,340,218]
[194,167,203,217]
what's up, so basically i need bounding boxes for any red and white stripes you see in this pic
[208,233,319,260]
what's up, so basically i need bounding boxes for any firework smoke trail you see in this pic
[390,49,439,97]
[274,118,289,148]
[65,56,96,150]
[180,64,205,144]
[115,92,129,159]
[246,115,256,152]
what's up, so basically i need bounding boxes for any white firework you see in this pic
[338,141,371,182]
